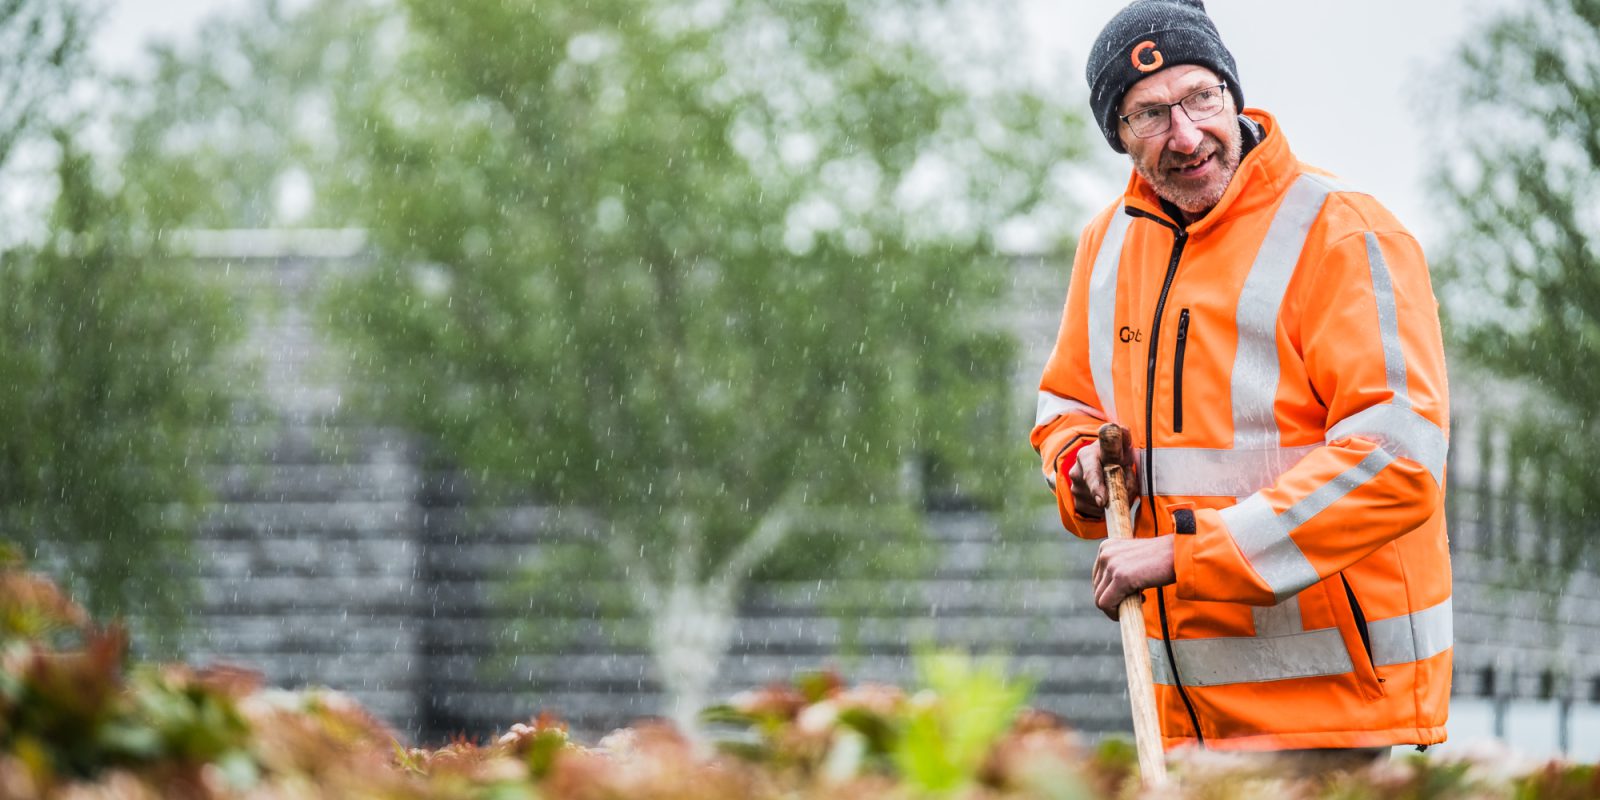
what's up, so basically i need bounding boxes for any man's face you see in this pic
[1117,64,1241,219]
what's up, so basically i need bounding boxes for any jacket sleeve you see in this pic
[1174,225,1449,605]
[1031,214,1115,540]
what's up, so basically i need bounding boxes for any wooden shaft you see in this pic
[1098,424,1167,788]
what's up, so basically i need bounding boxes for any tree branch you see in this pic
[671,508,700,585]
[566,509,662,612]
[609,535,661,612]
[711,484,804,594]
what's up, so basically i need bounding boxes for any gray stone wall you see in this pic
[172,234,1600,746]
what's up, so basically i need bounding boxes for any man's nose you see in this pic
[1165,106,1203,153]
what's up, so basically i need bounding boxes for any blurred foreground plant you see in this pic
[895,650,1036,793]
[702,652,1105,797]
[5,557,1600,798]
[0,545,256,791]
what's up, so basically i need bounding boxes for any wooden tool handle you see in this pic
[1097,424,1134,543]
[1096,423,1167,788]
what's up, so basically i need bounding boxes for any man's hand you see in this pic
[1065,429,1138,520]
[1092,536,1176,621]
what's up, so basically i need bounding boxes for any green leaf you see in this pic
[521,729,568,779]
[891,649,1033,795]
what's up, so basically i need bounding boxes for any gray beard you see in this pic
[1135,130,1244,219]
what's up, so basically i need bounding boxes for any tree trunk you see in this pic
[648,578,735,740]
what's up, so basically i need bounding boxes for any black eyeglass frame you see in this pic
[1118,83,1229,139]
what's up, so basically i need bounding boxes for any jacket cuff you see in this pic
[1054,476,1108,540]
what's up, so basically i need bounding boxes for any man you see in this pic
[1030,0,1451,755]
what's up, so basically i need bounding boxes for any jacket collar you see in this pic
[1120,108,1295,236]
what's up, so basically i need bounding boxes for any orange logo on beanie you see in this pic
[1131,40,1163,72]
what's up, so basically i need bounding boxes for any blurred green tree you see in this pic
[0,0,87,172]
[0,132,240,643]
[0,2,241,645]
[114,0,390,230]
[1432,0,1600,566]
[325,0,1086,731]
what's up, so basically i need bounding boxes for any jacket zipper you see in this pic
[1174,309,1190,433]
[1123,206,1205,747]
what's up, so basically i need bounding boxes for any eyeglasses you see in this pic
[1119,83,1229,139]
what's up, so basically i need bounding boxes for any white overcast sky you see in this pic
[96,0,1513,248]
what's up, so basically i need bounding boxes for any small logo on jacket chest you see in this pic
[1119,326,1143,343]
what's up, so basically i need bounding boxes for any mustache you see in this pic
[1160,139,1219,170]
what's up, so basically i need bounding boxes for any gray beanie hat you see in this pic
[1086,0,1244,153]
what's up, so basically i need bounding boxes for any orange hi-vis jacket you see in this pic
[1031,109,1451,751]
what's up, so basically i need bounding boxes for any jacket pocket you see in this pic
[1342,575,1374,669]
[1330,574,1385,700]
[1173,308,1190,433]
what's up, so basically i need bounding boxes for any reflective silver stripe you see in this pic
[1149,639,1177,685]
[1253,595,1304,636]
[1281,448,1394,529]
[1365,232,1411,411]
[1148,598,1452,686]
[1220,449,1394,601]
[1038,392,1105,490]
[1230,174,1342,450]
[1149,627,1352,687]
[1312,232,1449,486]
[1218,495,1321,602]
[1326,404,1447,486]
[1087,208,1131,427]
[1034,391,1104,428]
[1140,444,1318,497]
[1370,596,1452,667]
